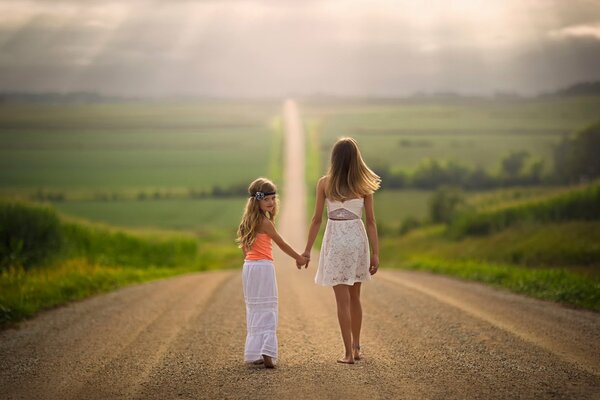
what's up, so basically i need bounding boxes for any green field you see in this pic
[302,96,600,174]
[0,101,280,230]
[4,97,599,231]
[374,185,585,231]
[379,182,600,311]
[0,102,278,190]
[53,198,245,232]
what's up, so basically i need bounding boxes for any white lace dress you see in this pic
[315,197,371,286]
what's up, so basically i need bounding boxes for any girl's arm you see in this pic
[303,177,327,260]
[262,219,307,267]
[364,193,379,275]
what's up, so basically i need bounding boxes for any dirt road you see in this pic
[1,100,599,399]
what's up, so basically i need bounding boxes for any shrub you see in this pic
[449,182,600,237]
[554,120,600,183]
[399,216,422,235]
[0,201,63,270]
[429,186,466,224]
[0,201,199,271]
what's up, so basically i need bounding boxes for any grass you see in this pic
[382,221,600,271]
[390,256,600,312]
[0,259,235,327]
[0,130,270,190]
[52,198,246,231]
[0,201,240,327]
[449,181,600,237]
[0,101,277,190]
[373,189,432,230]
[379,183,600,312]
[0,100,282,232]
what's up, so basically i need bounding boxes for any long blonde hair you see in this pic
[236,177,278,250]
[325,137,380,201]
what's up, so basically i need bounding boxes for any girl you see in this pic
[236,177,307,368]
[303,137,380,364]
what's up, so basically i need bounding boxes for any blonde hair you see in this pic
[325,137,380,201]
[236,177,278,250]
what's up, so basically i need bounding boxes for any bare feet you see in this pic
[262,355,275,368]
[353,345,361,361]
[337,355,355,364]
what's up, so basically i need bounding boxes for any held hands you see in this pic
[301,251,311,269]
[369,254,379,275]
[295,254,309,269]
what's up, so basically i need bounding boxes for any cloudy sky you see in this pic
[1,0,599,97]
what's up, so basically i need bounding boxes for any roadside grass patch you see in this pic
[392,256,600,312]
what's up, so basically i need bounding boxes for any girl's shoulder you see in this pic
[257,216,274,232]
[318,175,328,187]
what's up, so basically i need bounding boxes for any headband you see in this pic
[251,191,276,200]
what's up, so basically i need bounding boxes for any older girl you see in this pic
[303,137,380,364]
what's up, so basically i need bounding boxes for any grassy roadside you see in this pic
[0,200,240,327]
[385,255,599,312]
[380,184,600,312]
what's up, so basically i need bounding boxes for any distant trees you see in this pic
[373,152,547,191]
[372,119,600,191]
[500,151,529,181]
[553,121,600,183]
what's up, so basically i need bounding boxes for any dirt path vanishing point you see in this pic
[1,99,599,399]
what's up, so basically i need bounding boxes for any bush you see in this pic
[449,182,600,237]
[429,186,466,224]
[399,217,422,235]
[554,120,600,183]
[0,201,63,270]
[0,201,199,271]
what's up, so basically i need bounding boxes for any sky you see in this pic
[0,0,599,98]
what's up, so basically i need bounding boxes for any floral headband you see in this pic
[251,191,276,200]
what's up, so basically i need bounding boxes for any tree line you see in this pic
[374,120,600,191]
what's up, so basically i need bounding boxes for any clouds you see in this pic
[0,0,599,97]
[549,23,600,40]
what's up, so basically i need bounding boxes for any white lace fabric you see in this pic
[315,198,370,286]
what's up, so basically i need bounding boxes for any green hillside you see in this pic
[381,182,600,312]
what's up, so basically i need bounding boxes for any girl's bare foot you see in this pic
[353,345,361,360]
[337,355,355,364]
[263,355,275,368]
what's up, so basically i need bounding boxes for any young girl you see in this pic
[236,177,307,368]
[303,137,380,364]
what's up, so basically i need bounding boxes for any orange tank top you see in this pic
[245,233,273,261]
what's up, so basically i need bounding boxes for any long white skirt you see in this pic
[242,260,278,363]
[315,219,371,286]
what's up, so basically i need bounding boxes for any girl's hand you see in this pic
[296,255,308,269]
[301,251,311,269]
[369,254,379,275]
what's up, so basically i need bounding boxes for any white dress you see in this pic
[242,260,278,363]
[315,197,371,286]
